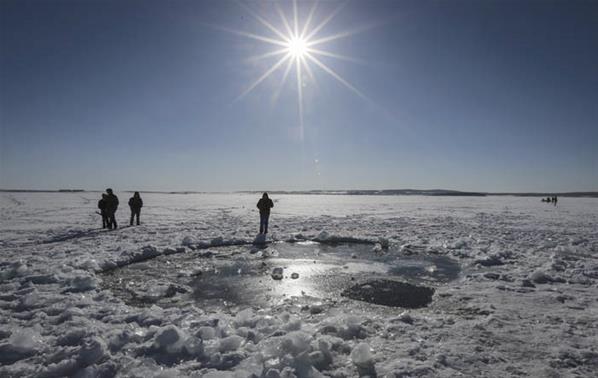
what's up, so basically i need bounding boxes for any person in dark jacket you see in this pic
[128,192,143,226]
[256,192,274,234]
[98,194,109,228]
[105,188,119,229]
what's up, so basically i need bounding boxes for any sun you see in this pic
[227,1,368,139]
[287,36,308,58]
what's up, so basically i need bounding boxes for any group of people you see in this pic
[96,190,275,234]
[542,195,558,205]
[97,189,143,229]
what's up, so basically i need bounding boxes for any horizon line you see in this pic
[1,188,597,197]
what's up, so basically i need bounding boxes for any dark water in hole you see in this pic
[101,241,459,309]
[342,280,435,308]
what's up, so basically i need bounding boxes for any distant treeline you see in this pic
[346,189,486,196]
[242,189,486,196]
[0,189,85,193]
[487,192,598,198]
[242,189,598,198]
[1,189,597,198]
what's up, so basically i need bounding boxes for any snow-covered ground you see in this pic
[1,192,597,377]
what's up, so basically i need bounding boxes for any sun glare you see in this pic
[287,37,307,58]
[230,1,368,140]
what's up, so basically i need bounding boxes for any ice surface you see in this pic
[1,192,598,376]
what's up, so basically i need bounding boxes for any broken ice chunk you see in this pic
[351,342,377,376]
[271,268,283,280]
[351,342,373,366]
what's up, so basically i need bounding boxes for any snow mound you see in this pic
[0,261,28,282]
[314,231,373,244]
[68,274,98,292]
[0,328,44,365]
[351,342,374,366]
[182,236,195,247]
[218,335,244,353]
[137,325,204,366]
[351,343,377,377]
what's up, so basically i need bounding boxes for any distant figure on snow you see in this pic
[98,194,109,228]
[128,192,143,226]
[553,196,558,206]
[105,188,119,229]
[256,192,274,234]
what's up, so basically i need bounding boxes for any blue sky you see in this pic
[1,0,597,192]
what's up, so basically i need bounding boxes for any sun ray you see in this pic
[301,1,319,39]
[306,47,366,64]
[300,55,316,84]
[245,48,289,64]
[305,52,367,100]
[304,1,348,41]
[307,22,378,47]
[295,56,305,140]
[293,0,299,38]
[217,26,288,47]
[238,2,290,43]
[281,56,295,83]
[300,54,321,93]
[276,3,294,37]
[272,57,295,104]
[236,53,291,101]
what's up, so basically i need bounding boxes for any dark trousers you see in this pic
[107,211,117,229]
[130,209,140,225]
[259,213,270,234]
[101,212,108,228]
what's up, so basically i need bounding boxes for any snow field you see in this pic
[1,192,598,377]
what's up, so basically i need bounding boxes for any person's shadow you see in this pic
[253,233,267,246]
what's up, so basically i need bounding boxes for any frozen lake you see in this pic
[1,192,597,377]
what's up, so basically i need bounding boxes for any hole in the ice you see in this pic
[341,280,434,308]
[100,241,459,309]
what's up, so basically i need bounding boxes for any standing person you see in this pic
[256,192,274,234]
[98,194,109,228]
[128,192,143,226]
[105,188,119,229]
[554,195,558,206]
